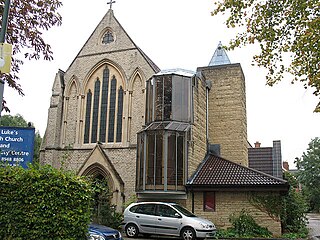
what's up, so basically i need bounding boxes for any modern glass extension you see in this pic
[136,70,194,193]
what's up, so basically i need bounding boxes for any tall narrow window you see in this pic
[116,86,124,142]
[91,79,101,143]
[108,76,117,142]
[136,134,145,190]
[155,77,163,121]
[177,134,184,185]
[163,76,172,120]
[146,132,155,187]
[155,133,163,186]
[99,68,110,142]
[167,132,176,186]
[204,192,216,212]
[83,65,123,144]
[84,90,92,143]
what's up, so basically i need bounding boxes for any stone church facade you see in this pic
[40,9,288,236]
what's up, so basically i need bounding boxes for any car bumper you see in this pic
[195,229,216,238]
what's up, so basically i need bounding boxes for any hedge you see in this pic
[0,164,94,240]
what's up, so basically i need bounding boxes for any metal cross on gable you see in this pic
[107,0,116,9]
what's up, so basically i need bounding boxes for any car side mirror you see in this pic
[175,213,182,218]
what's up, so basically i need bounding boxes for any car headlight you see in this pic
[88,233,105,240]
[199,222,211,229]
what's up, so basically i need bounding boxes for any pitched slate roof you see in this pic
[187,154,288,191]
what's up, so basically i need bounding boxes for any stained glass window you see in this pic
[91,79,101,143]
[84,90,92,144]
[108,76,117,142]
[99,68,110,142]
[116,86,123,142]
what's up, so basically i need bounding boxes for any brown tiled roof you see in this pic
[187,154,288,191]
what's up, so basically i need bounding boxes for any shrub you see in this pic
[0,164,93,240]
[228,209,272,238]
[250,171,308,236]
[91,177,123,230]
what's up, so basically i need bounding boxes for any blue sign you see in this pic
[0,126,35,168]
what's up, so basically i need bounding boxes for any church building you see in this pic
[40,7,288,236]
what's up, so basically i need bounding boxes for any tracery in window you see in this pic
[102,31,114,44]
[83,65,123,144]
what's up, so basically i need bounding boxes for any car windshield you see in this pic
[172,204,196,217]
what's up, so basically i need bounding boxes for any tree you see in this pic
[0,113,42,163]
[212,0,320,112]
[295,137,320,212]
[0,0,62,111]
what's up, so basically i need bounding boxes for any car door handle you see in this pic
[136,216,140,218]
[158,218,162,221]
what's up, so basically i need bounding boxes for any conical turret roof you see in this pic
[208,41,231,66]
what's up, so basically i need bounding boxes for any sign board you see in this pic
[0,43,12,73]
[0,126,35,168]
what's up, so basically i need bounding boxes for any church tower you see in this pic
[198,42,248,166]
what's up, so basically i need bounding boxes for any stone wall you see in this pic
[199,64,248,166]
[190,191,282,237]
[188,75,208,177]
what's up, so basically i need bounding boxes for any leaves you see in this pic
[0,164,93,239]
[212,0,320,112]
[295,137,320,212]
[0,0,62,111]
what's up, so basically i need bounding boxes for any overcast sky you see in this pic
[3,0,320,169]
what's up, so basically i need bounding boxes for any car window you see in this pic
[129,205,139,213]
[172,204,196,217]
[135,204,156,215]
[157,204,180,218]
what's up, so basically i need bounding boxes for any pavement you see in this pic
[307,213,320,240]
[121,213,320,240]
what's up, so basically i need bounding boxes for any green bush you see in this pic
[91,178,123,230]
[0,164,94,240]
[226,209,272,238]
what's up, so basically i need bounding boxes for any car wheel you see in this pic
[125,223,139,238]
[181,227,196,240]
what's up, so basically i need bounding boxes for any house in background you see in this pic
[248,140,283,178]
[40,7,288,236]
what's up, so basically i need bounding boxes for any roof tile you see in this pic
[187,154,287,188]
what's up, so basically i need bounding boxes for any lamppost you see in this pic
[0,0,12,116]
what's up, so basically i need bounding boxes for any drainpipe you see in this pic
[205,79,212,151]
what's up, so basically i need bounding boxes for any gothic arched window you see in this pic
[108,76,117,142]
[83,66,124,144]
[99,68,110,142]
[91,79,101,143]
[84,90,92,144]
[116,86,124,142]
[102,31,114,44]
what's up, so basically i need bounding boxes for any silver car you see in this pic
[123,202,216,240]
